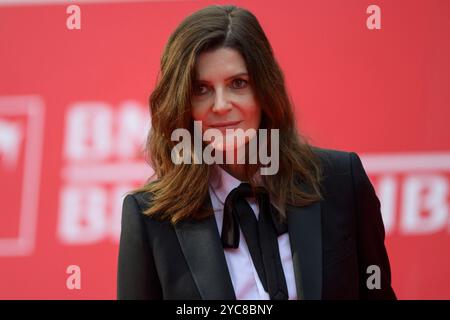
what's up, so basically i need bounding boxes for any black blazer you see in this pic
[117,147,396,299]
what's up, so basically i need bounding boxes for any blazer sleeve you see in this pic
[117,194,163,299]
[350,152,397,299]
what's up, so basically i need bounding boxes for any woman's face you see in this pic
[191,47,261,151]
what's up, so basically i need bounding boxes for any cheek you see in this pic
[191,104,206,121]
[244,101,261,129]
[191,105,211,136]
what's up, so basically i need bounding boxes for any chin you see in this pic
[211,139,247,152]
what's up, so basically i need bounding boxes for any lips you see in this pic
[209,120,243,128]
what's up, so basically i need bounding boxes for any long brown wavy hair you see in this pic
[133,4,324,224]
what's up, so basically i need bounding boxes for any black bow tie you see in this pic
[221,182,289,300]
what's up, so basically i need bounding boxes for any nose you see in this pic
[212,87,232,113]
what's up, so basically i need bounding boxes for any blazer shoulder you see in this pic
[310,145,356,176]
[310,146,375,204]
[122,190,171,233]
[125,190,154,214]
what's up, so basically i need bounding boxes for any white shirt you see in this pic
[208,165,298,300]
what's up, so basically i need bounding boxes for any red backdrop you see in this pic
[0,0,449,299]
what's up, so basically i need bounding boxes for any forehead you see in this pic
[195,47,248,80]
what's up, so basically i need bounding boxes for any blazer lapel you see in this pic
[173,191,323,300]
[174,195,236,300]
[287,200,323,300]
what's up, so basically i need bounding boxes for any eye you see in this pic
[231,78,248,89]
[193,83,209,96]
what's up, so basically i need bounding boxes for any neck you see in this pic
[217,142,254,181]
[220,163,248,181]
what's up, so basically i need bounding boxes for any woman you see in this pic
[117,4,396,300]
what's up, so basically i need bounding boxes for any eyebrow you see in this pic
[196,72,249,83]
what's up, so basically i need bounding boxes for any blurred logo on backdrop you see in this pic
[58,100,151,245]
[0,96,44,256]
[364,153,450,235]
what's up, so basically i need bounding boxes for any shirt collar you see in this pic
[210,165,241,205]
